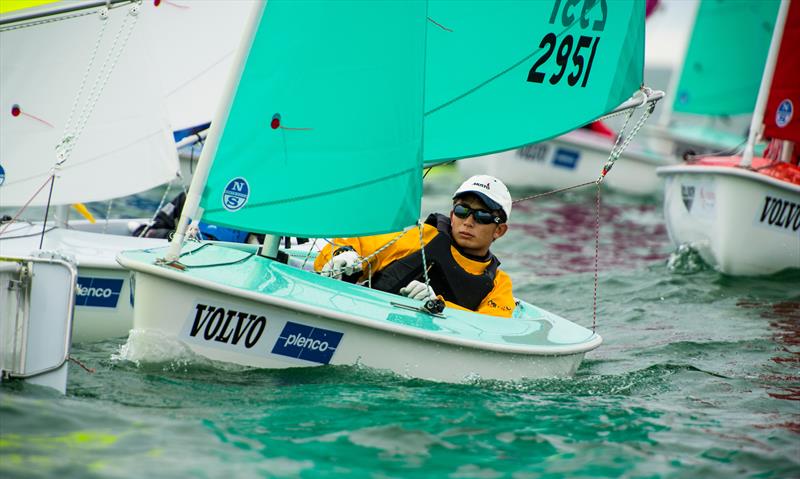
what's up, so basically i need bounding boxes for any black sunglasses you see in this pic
[452,203,502,225]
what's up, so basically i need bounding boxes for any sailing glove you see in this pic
[399,280,436,301]
[321,250,362,277]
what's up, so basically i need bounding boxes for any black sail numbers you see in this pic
[528,0,607,88]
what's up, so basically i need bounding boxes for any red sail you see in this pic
[763,0,800,143]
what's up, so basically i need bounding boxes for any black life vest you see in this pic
[371,213,500,311]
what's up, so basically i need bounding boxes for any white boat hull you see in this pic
[119,245,600,383]
[458,129,675,196]
[0,220,167,342]
[132,274,584,381]
[658,161,800,276]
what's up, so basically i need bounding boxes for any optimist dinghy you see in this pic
[118,1,659,381]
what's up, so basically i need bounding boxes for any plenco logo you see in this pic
[271,321,343,364]
[222,177,249,212]
[79,286,113,298]
[75,277,123,308]
[188,303,267,348]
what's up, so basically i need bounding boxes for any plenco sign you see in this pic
[75,277,123,308]
[271,321,343,364]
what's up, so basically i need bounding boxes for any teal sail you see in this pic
[673,0,779,116]
[424,0,644,162]
[200,0,645,238]
[200,1,426,238]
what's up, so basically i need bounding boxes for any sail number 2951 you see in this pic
[527,0,607,88]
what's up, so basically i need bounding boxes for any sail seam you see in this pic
[205,168,417,212]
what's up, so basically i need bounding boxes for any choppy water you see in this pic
[2,172,798,478]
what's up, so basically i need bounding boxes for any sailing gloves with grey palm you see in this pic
[321,250,362,277]
[399,280,436,301]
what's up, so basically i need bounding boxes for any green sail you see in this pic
[423,0,644,162]
[200,1,427,238]
[200,0,644,237]
[673,0,779,116]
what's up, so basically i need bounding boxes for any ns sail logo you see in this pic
[222,177,249,212]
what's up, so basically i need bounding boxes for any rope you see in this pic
[68,356,96,373]
[38,173,57,249]
[418,220,432,290]
[58,2,141,166]
[593,182,600,333]
[102,197,114,234]
[513,88,656,203]
[301,238,319,271]
[0,175,54,237]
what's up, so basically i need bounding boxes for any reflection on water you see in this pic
[511,196,669,276]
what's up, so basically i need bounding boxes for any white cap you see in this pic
[453,175,512,222]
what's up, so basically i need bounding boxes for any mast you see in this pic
[163,0,266,262]
[740,0,790,167]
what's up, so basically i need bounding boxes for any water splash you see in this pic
[666,244,710,274]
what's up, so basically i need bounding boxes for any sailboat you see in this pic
[458,0,779,197]
[656,0,800,276]
[0,0,251,342]
[118,1,659,382]
[644,0,779,157]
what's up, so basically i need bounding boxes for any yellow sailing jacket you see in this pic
[314,223,515,318]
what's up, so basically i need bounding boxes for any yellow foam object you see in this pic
[72,203,96,223]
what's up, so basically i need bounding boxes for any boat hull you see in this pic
[657,158,800,275]
[458,129,675,196]
[118,244,601,382]
[0,220,166,342]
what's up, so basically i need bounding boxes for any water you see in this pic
[2,175,798,478]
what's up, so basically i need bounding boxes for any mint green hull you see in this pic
[118,243,601,382]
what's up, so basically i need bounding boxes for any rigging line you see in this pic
[102,197,114,234]
[0,175,55,237]
[165,50,235,96]
[684,139,748,162]
[63,6,108,143]
[425,8,594,117]
[38,173,57,249]
[512,180,598,204]
[593,182,600,333]
[178,253,255,269]
[0,227,58,241]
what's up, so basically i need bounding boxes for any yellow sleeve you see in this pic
[313,225,439,279]
[442,269,514,318]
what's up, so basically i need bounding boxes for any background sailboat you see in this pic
[646,0,780,157]
[0,0,251,341]
[656,0,799,276]
[119,1,659,382]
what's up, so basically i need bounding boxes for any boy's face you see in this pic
[450,194,508,257]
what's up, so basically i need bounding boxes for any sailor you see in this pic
[314,175,515,318]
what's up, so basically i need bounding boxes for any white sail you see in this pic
[0,2,177,207]
[140,0,253,132]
